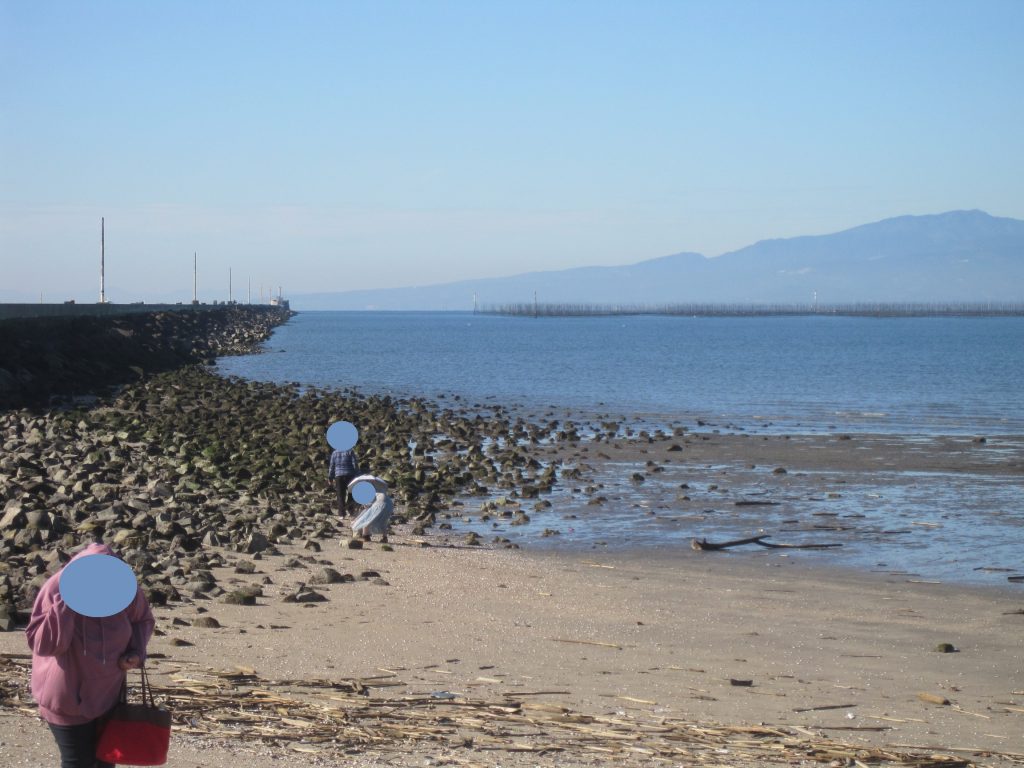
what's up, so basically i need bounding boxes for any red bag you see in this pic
[96,665,171,766]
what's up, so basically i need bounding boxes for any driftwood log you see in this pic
[691,534,843,551]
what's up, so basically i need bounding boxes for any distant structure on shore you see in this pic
[481,302,1024,318]
[269,285,290,311]
[99,217,107,304]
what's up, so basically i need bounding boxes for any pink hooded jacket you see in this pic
[26,542,155,725]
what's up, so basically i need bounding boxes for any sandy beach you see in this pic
[3,532,1023,767]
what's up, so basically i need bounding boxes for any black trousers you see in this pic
[48,720,114,768]
[334,474,356,516]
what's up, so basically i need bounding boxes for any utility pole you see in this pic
[193,252,198,304]
[229,268,233,303]
[473,293,478,314]
[99,217,106,304]
[533,290,538,319]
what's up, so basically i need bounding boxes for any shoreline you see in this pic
[0,364,1019,629]
[0,345,1022,763]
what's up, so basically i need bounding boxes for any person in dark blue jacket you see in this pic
[329,447,361,517]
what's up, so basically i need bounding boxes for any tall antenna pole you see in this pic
[533,290,537,319]
[193,252,197,304]
[99,217,106,304]
[473,293,478,314]
[229,268,233,303]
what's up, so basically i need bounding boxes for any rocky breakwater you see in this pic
[0,367,562,630]
[0,305,293,410]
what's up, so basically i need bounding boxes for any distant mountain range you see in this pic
[296,210,1024,310]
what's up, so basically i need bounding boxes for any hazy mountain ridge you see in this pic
[296,210,1024,310]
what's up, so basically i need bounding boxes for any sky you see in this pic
[1,1,1022,303]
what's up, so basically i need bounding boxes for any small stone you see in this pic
[379,544,393,552]
[464,532,481,546]
[309,567,344,585]
[145,586,173,605]
[772,467,788,475]
[0,506,25,530]
[112,528,139,545]
[193,616,221,628]
[342,538,363,549]
[224,591,256,606]
[934,643,958,653]
[234,561,256,574]
[243,531,269,554]
[293,589,327,603]
[170,638,193,647]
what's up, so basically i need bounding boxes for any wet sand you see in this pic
[454,429,1024,585]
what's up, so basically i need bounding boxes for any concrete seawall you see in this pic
[0,302,267,321]
[0,305,293,410]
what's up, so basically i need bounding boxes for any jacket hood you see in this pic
[69,542,116,562]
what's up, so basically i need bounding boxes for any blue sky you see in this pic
[1,1,1021,302]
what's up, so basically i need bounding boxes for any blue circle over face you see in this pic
[351,480,377,505]
[59,555,138,618]
[327,421,358,451]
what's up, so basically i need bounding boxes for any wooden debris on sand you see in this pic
[692,534,843,551]
[0,657,1003,766]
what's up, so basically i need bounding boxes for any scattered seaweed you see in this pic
[0,657,1003,766]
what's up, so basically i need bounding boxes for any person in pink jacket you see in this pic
[26,541,155,768]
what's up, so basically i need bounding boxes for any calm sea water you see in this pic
[217,312,1024,585]
[219,312,1024,435]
